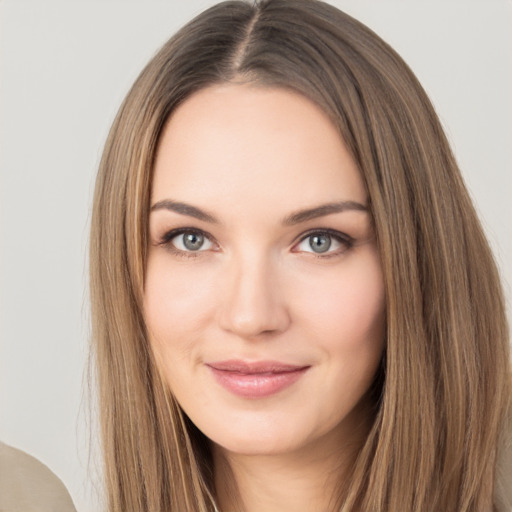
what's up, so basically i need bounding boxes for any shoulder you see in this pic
[0,442,77,512]
[495,422,512,512]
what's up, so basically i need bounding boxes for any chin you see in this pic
[212,432,303,457]
[199,411,332,459]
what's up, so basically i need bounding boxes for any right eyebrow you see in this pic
[150,199,220,224]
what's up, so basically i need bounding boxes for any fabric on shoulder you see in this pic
[0,442,77,512]
[495,419,512,512]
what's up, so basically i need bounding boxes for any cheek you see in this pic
[144,256,217,342]
[143,258,220,387]
[300,253,385,419]
[294,251,385,351]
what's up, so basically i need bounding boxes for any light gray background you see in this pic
[1,2,511,511]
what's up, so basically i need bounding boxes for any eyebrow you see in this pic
[282,201,368,225]
[150,199,219,223]
[150,199,368,225]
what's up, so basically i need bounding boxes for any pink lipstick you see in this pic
[206,360,309,398]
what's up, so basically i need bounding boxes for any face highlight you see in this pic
[144,84,385,458]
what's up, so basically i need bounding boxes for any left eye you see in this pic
[295,231,351,255]
[170,231,214,252]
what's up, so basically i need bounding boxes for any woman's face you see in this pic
[145,84,385,457]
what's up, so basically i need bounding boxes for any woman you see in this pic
[89,1,512,510]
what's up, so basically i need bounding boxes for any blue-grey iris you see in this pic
[183,233,204,251]
[309,234,331,253]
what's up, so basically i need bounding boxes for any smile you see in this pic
[206,360,310,399]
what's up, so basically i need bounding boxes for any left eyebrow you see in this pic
[282,201,368,226]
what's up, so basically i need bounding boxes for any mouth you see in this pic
[205,360,310,399]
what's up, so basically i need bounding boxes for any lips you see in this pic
[206,360,310,398]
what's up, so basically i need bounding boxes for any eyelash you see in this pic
[157,228,217,259]
[294,228,354,259]
[157,227,354,259]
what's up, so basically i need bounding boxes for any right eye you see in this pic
[163,229,215,253]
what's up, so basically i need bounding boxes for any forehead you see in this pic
[152,84,366,215]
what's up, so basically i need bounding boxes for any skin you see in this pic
[144,84,385,512]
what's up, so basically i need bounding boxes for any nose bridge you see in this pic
[218,248,289,338]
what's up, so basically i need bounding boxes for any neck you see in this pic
[212,404,373,512]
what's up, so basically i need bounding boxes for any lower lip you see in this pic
[207,366,309,399]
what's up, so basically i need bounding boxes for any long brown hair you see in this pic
[90,1,511,510]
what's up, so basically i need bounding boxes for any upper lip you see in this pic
[206,360,310,374]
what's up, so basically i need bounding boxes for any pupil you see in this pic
[184,233,204,251]
[310,234,331,253]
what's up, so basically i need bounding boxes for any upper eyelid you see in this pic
[157,226,350,238]
[294,228,353,244]
[158,227,216,244]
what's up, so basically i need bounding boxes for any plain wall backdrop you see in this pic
[1,1,511,511]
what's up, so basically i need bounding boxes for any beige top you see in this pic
[0,439,509,511]
[495,426,512,512]
[0,442,76,512]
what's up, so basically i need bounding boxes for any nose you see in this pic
[218,252,291,340]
